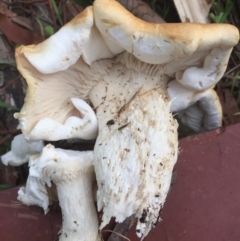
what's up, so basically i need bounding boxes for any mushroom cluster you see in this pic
[6,0,239,240]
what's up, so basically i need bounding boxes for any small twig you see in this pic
[107,217,132,241]
[0,134,11,145]
[224,62,240,76]
[62,0,67,25]
[51,0,63,26]
[0,0,48,4]
[0,121,7,130]
[0,75,21,93]
[224,74,240,79]
[0,129,21,135]
[103,230,130,241]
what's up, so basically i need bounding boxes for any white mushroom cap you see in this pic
[22,6,114,74]
[93,0,238,66]
[175,48,233,91]
[1,134,44,166]
[14,0,239,141]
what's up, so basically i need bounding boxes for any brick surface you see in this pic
[1,124,240,241]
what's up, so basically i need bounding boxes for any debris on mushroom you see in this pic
[13,0,239,239]
[1,133,44,166]
[32,144,99,241]
[17,154,57,214]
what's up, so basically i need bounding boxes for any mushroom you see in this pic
[13,0,239,239]
[0,134,56,212]
[26,98,98,141]
[1,133,44,166]
[0,134,57,212]
[168,80,223,133]
[17,154,57,214]
[31,144,99,241]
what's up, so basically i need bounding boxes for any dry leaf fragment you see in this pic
[0,5,17,18]
[12,16,34,31]
[0,13,44,45]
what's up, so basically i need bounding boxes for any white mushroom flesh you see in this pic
[33,144,99,241]
[23,7,94,74]
[90,53,178,239]
[28,98,98,141]
[175,48,233,91]
[17,154,58,213]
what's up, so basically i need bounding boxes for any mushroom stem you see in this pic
[34,144,100,241]
[57,176,98,241]
[90,53,179,238]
